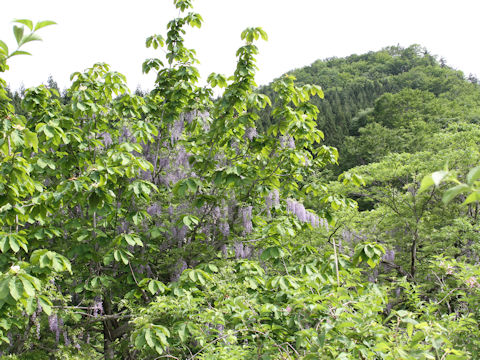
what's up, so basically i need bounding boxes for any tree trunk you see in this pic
[103,295,115,360]
[410,232,417,280]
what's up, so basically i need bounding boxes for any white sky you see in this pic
[1,0,479,92]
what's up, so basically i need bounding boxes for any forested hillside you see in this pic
[1,2,480,359]
[259,45,480,168]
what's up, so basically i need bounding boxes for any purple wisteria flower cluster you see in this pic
[241,206,253,235]
[48,314,61,343]
[280,135,295,149]
[244,127,258,141]
[100,131,113,147]
[286,199,321,228]
[265,189,280,217]
[212,204,230,238]
[92,297,104,318]
[233,241,254,259]
[119,126,135,143]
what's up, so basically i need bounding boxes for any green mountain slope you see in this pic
[259,44,480,169]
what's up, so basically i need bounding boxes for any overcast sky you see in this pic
[1,0,479,91]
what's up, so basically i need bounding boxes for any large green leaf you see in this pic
[0,40,8,55]
[13,19,33,31]
[13,25,24,46]
[34,20,57,31]
[419,170,448,193]
[466,165,480,186]
[442,184,470,204]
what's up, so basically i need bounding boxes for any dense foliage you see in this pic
[1,1,479,359]
[258,44,480,167]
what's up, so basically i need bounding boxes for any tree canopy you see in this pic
[1,1,480,359]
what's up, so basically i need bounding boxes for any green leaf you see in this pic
[366,258,376,268]
[442,184,470,204]
[13,25,24,46]
[261,246,284,260]
[34,20,57,31]
[363,245,374,258]
[24,130,38,152]
[20,277,35,297]
[463,191,480,205]
[8,50,31,57]
[134,331,146,348]
[13,19,33,31]
[177,323,187,342]
[8,279,22,300]
[419,170,448,193]
[0,40,8,55]
[9,236,20,253]
[38,296,52,315]
[0,280,10,300]
[432,170,448,186]
[76,102,86,111]
[145,328,154,348]
[466,165,480,185]
[147,281,156,295]
[19,32,42,46]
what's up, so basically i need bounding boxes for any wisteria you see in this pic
[305,211,319,227]
[171,225,188,246]
[212,206,221,220]
[156,156,169,172]
[231,139,240,155]
[294,202,307,222]
[74,337,81,350]
[280,135,295,149]
[265,189,280,215]
[147,203,162,217]
[181,111,195,124]
[233,241,254,259]
[241,206,253,234]
[48,314,61,343]
[287,199,307,222]
[272,189,280,206]
[92,297,104,317]
[383,249,395,263]
[31,311,41,339]
[286,198,323,228]
[176,146,190,167]
[119,126,134,143]
[219,221,230,237]
[287,137,295,149]
[319,217,329,231]
[100,132,113,147]
[63,329,71,346]
[170,119,185,143]
[244,127,258,141]
[48,313,58,333]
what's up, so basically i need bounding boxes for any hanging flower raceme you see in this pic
[241,206,253,234]
[265,189,280,217]
[219,221,230,237]
[280,135,295,149]
[286,198,323,228]
[100,132,113,147]
[244,126,258,141]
